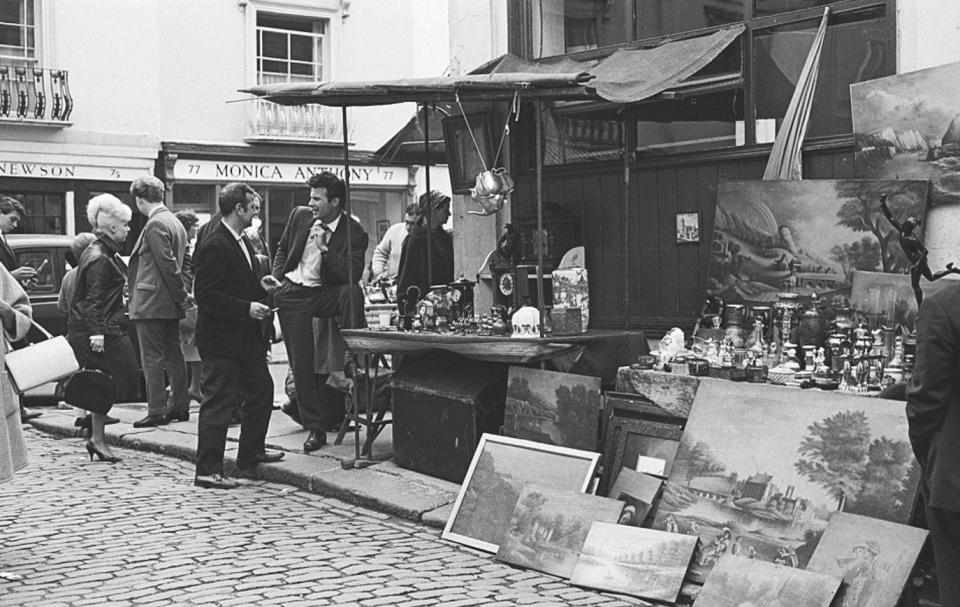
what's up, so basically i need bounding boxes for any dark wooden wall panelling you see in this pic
[513,142,855,332]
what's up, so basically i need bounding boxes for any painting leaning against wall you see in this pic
[708,179,930,314]
[651,380,921,583]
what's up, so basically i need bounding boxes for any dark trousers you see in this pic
[195,352,273,476]
[275,280,350,430]
[135,319,188,415]
[926,504,960,606]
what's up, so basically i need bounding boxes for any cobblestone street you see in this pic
[0,430,643,607]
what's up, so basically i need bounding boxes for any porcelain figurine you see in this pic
[510,305,541,338]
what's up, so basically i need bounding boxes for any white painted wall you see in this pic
[898,0,960,73]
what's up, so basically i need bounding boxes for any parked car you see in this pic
[8,234,144,401]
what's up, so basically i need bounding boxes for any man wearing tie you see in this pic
[263,171,367,453]
[193,183,282,489]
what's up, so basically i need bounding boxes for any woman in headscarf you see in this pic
[396,190,453,313]
[68,194,139,462]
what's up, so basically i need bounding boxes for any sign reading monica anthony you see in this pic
[173,159,409,187]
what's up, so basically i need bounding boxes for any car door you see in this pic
[15,245,66,338]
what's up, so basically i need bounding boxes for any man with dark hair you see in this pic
[193,182,282,489]
[262,171,367,452]
[0,194,41,421]
[127,176,191,428]
[907,281,960,605]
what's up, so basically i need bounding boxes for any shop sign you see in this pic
[173,159,408,187]
[0,161,142,181]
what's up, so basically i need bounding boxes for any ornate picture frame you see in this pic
[676,211,700,244]
[442,112,494,194]
[599,392,685,497]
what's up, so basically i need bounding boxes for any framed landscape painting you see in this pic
[443,434,600,553]
[695,555,842,607]
[504,366,602,452]
[806,512,928,607]
[496,485,624,579]
[570,522,697,603]
[708,179,929,308]
[652,381,921,583]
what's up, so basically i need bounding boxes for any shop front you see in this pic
[160,143,414,271]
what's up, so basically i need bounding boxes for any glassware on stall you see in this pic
[773,293,801,345]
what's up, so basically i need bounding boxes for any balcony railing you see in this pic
[246,99,350,143]
[0,65,73,125]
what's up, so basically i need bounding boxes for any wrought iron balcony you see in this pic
[0,65,73,125]
[246,98,350,143]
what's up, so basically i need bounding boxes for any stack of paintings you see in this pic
[496,486,624,579]
[608,467,663,526]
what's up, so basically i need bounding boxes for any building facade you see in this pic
[0,0,455,260]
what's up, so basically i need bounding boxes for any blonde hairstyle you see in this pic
[87,194,132,230]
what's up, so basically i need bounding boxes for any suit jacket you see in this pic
[0,234,15,272]
[127,206,189,320]
[907,282,960,510]
[272,206,368,289]
[194,221,268,359]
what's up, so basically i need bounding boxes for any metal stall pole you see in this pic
[535,100,546,337]
[423,103,433,287]
[621,112,630,330]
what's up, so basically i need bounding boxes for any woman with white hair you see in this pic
[67,194,139,462]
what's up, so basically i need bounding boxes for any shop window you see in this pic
[543,107,623,165]
[562,0,634,53]
[634,0,744,41]
[16,192,63,234]
[256,12,327,85]
[0,0,35,63]
[172,184,216,214]
[636,89,745,156]
[754,5,891,139]
[754,0,839,17]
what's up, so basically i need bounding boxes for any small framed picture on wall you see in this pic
[675,212,700,244]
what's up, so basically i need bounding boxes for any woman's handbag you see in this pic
[4,319,80,394]
[63,368,115,415]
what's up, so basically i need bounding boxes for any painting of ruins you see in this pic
[504,367,602,451]
[652,381,921,582]
[806,512,928,607]
[496,486,625,579]
[608,467,663,526]
[570,522,697,603]
[695,555,842,607]
[443,434,600,553]
[708,179,929,307]
[851,61,960,207]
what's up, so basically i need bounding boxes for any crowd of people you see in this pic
[0,173,453,492]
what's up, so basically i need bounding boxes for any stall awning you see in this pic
[243,25,744,107]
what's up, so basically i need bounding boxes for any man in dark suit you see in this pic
[0,195,41,422]
[262,171,367,453]
[193,183,283,489]
[907,282,960,605]
[127,176,191,428]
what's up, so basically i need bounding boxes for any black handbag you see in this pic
[63,369,115,415]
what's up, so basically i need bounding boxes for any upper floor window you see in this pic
[256,12,327,85]
[0,0,35,63]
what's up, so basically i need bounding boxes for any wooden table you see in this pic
[339,329,647,463]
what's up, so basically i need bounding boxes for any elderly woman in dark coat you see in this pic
[396,190,453,313]
[68,194,139,463]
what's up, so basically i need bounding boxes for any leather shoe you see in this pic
[303,429,327,453]
[237,450,285,470]
[194,474,239,490]
[19,406,41,421]
[163,410,190,423]
[280,400,302,425]
[132,415,169,428]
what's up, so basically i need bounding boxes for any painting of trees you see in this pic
[834,180,929,273]
[555,382,601,450]
[673,438,727,483]
[829,237,881,282]
[795,410,914,519]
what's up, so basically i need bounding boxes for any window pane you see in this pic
[0,23,20,46]
[258,13,314,33]
[289,34,314,63]
[635,89,744,155]
[543,107,623,165]
[44,194,58,216]
[635,0,744,40]
[754,7,892,139]
[260,30,288,60]
[754,0,838,17]
[261,59,286,75]
[290,61,314,77]
[563,0,633,52]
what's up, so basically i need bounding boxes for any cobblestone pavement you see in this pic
[0,430,646,607]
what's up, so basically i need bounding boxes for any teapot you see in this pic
[469,167,515,216]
